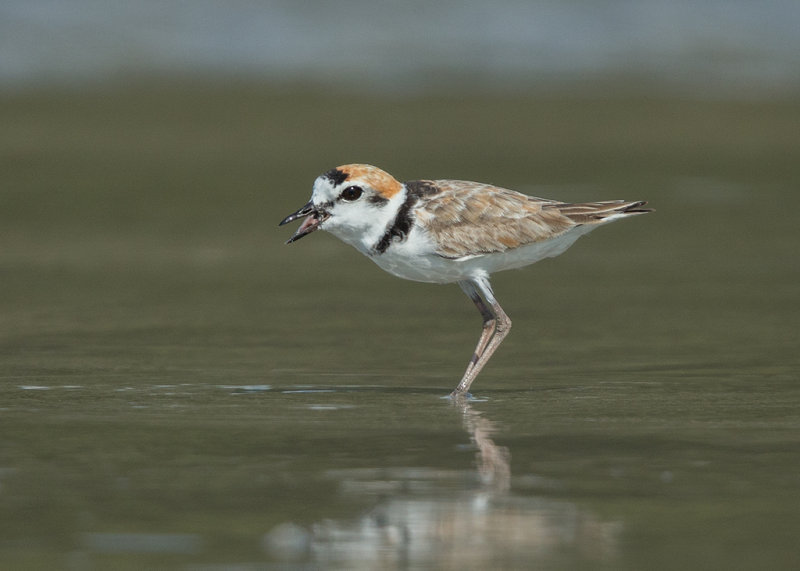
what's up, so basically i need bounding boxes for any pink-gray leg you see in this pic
[452,277,512,396]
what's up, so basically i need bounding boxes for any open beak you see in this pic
[279,201,329,244]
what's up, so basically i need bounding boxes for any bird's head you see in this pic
[279,164,404,244]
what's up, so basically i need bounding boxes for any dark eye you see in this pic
[340,185,363,201]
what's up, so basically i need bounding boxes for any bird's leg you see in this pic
[452,278,512,396]
[458,280,497,377]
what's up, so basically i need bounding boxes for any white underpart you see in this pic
[369,222,597,284]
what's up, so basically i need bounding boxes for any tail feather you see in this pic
[548,200,653,224]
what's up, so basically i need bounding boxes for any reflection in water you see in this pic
[266,398,621,568]
[458,398,512,493]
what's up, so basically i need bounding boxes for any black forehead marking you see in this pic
[323,168,349,186]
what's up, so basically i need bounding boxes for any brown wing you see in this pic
[411,180,577,259]
[411,180,652,259]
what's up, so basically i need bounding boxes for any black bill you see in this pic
[279,201,329,244]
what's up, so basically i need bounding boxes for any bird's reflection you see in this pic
[453,395,511,493]
[265,396,621,567]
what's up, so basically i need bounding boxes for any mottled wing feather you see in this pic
[412,180,576,259]
[412,180,651,259]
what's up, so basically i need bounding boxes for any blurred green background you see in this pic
[3,84,798,379]
[1,2,799,569]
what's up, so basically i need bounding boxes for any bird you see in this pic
[280,164,651,396]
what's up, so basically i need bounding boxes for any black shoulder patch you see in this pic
[373,188,419,255]
[404,179,439,197]
[323,168,349,186]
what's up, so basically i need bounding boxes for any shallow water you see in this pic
[1,379,797,569]
[1,85,799,569]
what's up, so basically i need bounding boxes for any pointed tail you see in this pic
[550,200,653,225]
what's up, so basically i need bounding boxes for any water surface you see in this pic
[1,84,798,569]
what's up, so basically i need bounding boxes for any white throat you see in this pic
[322,187,408,257]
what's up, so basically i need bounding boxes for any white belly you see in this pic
[366,224,595,284]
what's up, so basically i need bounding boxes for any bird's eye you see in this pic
[340,185,363,201]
